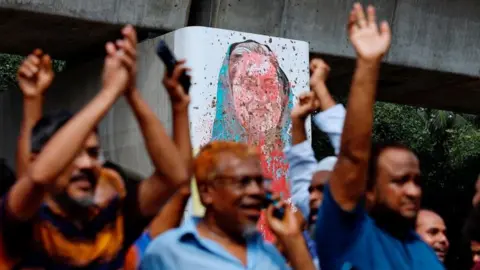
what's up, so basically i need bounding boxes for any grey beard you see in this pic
[242,224,259,239]
[75,195,96,208]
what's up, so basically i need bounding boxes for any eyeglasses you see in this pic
[215,175,271,191]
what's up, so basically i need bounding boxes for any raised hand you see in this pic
[266,201,303,240]
[348,3,391,62]
[291,92,321,120]
[310,58,330,89]
[162,61,191,111]
[17,49,54,99]
[102,43,131,95]
[115,25,138,95]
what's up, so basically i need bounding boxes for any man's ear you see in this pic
[198,182,213,206]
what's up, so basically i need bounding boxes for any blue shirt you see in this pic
[140,217,290,270]
[315,186,445,270]
[284,104,345,219]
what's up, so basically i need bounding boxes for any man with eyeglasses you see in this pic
[141,141,316,270]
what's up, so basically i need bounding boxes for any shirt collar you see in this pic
[177,217,263,244]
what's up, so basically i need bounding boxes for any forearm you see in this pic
[126,90,188,184]
[291,118,308,146]
[149,187,190,237]
[331,59,380,208]
[29,89,119,184]
[17,97,43,178]
[172,107,192,171]
[312,82,336,111]
[279,233,316,270]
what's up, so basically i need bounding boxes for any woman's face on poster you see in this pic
[229,49,285,133]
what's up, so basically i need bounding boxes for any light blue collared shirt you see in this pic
[284,104,346,220]
[140,217,290,270]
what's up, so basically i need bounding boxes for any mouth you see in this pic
[240,202,263,220]
[434,247,447,260]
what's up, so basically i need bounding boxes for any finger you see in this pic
[22,61,39,76]
[18,66,34,78]
[177,59,187,65]
[354,2,367,28]
[380,21,392,42]
[367,5,377,26]
[27,54,41,66]
[122,25,137,47]
[172,65,189,80]
[105,42,117,56]
[347,10,358,34]
[42,54,53,72]
[118,53,134,70]
[266,205,275,223]
[117,39,136,60]
[33,49,43,57]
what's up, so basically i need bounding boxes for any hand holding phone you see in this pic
[156,40,191,93]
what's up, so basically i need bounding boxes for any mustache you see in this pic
[71,170,97,185]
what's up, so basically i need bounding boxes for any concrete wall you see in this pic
[0,0,191,29]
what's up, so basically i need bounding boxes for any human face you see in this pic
[416,210,449,262]
[203,154,266,237]
[370,148,421,222]
[472,241,480,264]
[229,51,285,133]
[308,170,330,224]
[54,133,102,208]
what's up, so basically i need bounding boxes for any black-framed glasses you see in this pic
[215,175,271,191]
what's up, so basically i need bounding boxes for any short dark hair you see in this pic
[367,142,414,190]
[31,110,74,154]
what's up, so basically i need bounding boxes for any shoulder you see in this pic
[145,229,183,255]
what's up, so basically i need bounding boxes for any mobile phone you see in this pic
[156,40,191,94]
[265,192,285,220]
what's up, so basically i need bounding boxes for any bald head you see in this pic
[416,210,449,262]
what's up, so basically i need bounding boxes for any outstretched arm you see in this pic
[119,27,189,218]
[329,3,391,211]
[16,50,54,179]
[8,42,131,220]
[148,61,193,237]
[310,59,345,155]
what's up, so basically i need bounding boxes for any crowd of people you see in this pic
[0,2,479,270]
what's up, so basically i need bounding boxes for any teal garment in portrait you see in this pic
[211,40,293,145]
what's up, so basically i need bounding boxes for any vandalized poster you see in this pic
[166,26,310,239]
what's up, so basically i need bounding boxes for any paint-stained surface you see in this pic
[172,27,309,240]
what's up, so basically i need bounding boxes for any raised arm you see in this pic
[16,50,54,179]
[8,42,131,220]
[148,62,193,237]
[310,59,345,155]
[119,27,189,217]
[329,3,391,211]
[286,92,320,218]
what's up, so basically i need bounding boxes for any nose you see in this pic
[438,233,449,248]
[244,179,265,197]
[404,180,421,199]
[309,191,323,205]
[75,152,96,169]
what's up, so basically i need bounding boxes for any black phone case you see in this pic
[156,40,191,93]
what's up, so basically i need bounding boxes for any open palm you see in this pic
[348,3,391,61]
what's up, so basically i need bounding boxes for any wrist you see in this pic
[276,230,303,245]
[171,99,190,113]
[292,116,307,126]
[356,57,382,69]
[23,95,44,103]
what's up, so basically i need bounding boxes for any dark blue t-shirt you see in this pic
[315,185,444,270]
